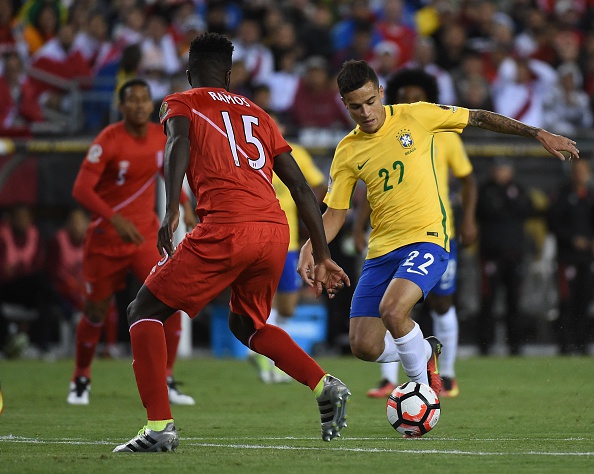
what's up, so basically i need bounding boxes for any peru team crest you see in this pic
[159,101,170,121]
[398,130,414,149]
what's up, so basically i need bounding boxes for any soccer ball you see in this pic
[386,382,440,437]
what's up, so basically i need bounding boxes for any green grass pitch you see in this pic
[0,356,593,473]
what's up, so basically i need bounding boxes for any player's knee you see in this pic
[83,300,108,324]
[349,333,380,361]
[228,312,254,346]
[378,304,406,327]
[126,300,140,326]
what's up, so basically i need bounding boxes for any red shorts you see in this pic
[145,222,289,329]
[83,239,161,302]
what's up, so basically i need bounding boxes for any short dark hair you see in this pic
[188,32,234,79]
[385,68,439,104]
[118,78,150,103]
[337,60,379,96]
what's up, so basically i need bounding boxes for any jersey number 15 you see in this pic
[221,112,266,170]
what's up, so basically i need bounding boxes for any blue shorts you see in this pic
[350,242,449,318]
[277,250,302,293]
[430,238,457,296]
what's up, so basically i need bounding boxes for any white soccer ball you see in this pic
[386,382,440,437]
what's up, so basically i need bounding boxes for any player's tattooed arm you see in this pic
[467,110,539,138]
[467,109,579,161]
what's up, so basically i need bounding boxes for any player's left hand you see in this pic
[458,217,478,247]
[158,209,180,257]
[182,201,197,231]
[537,130,579,161]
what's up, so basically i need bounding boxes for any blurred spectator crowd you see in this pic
[1,0,594,137]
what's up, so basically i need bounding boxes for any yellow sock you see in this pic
[313,374,329,398]
[147,419,174,432]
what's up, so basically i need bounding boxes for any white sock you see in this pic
[267,308,279,326]
[375,330,400,362]
[267,307,291,331]
[380,361,399,385]
[431,306,458,378]
[394,321,428,385]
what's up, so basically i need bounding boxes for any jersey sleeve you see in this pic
[444,133,473,178]
[159,93,192,126]
[72,130,115,220]
[410,102,470,134]
[323,142,357,210]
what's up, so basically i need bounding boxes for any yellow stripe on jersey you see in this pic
[429,135,449,250]
[325,102,469,259]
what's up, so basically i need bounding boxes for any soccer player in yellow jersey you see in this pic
[251,137,327,383]
[298,60,578,427]
[355,68,477,399]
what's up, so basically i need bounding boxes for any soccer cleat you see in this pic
[367,379,397,399]
[316,375,351,442]
[271,366,292,383]
[440,376,459,398]
[167,377,196,405]
[67,376,90,405]
[425,336,443,396]
[248,352,273,384]
[113,422,179,453]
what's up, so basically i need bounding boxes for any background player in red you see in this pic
[113,33,351,453]
[67,78,197,406]
[47,207,119,358]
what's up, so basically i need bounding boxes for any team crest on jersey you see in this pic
[398,130,414,149]
[437,104,457,113]
[87,144,102,163]
[159,101,170,121]
[327,174,334,194]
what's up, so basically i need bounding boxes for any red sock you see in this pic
[73,315,102,380]
[129,319,171,421]
[249,325,325,390]
[163,311,182,379]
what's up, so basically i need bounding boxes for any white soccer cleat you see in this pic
[67,376,90,405]
[167,377,195,405]
[271,366,292,383]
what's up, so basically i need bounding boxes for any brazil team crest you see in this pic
[398,130,414,149]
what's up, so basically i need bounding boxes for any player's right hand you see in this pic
[314,258,350,299]
[110,213,144,245]
[158,209,180,257]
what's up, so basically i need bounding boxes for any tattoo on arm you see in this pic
[468,110,540,138]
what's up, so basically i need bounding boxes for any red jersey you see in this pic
[73,121,164,252]
[159,87,290,224]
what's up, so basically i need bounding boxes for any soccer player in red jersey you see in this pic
[67,78,197,407]
[113,33,351,453]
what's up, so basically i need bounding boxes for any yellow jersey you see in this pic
[273,142,325,251]
[433,132,473,238]
[325,102,469,259]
